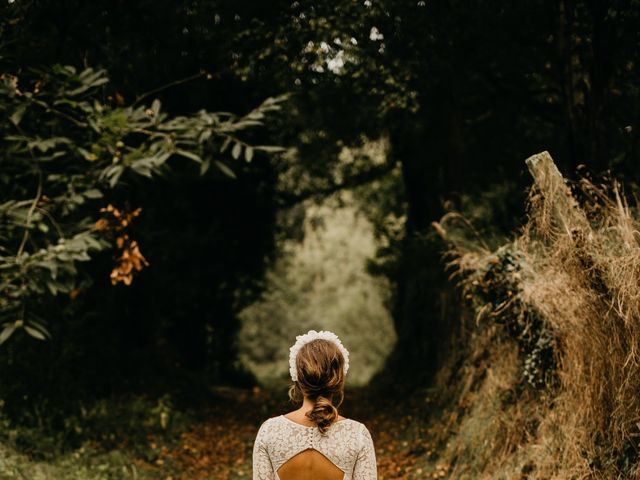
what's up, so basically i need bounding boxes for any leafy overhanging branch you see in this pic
[0,65,287,344]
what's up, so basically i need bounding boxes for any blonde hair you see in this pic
[288,338,345,434]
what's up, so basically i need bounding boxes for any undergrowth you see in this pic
[431,153,640,479]
[0,394,190,479]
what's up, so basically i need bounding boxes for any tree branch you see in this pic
[132,71,207,107]
[276,159,398,208]
[30,97,89,128]
[17,172,43,257]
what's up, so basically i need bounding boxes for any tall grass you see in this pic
[433,152,640,478]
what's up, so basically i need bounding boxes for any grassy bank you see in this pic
[428,153,640,478]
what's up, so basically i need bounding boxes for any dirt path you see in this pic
[138,386,438,480]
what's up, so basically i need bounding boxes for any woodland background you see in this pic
[1,1,640,478]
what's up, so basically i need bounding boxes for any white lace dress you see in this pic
[252,415,377,480]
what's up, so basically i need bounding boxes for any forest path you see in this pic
[139,386,444,480]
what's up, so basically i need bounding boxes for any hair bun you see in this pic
[305,395,338,434]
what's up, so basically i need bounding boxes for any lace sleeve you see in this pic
[252,420,275,480]
[352,423,377,480]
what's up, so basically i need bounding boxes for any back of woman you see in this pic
[252,330,377,480]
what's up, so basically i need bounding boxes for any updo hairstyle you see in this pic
[288,339,346,434]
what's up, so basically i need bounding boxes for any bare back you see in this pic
[277,449,345,480]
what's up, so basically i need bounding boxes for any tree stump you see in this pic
[525,151,588,237]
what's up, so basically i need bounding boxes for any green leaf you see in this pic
[214,160,237,179]
[71,194,85,205]
[103,165,125,187]
[29,137,71,153]
[231,142,242,160]
[200,159,211,175]
[66,70,109,96]
[247,111,265,121]
[198,129,212,144]
[0,324,15,345]
[254,145,286,153]
[38,260,58,279]
[244,146,254,162]
[175,149,202,163]
[27,318,49,335]
[10,104,27,126]
[131,158,155,177]
[220,137,232,153]
[88,117,101,133]
[38,151,66,162]
[46,279,60,295]
[151,99,161,116]
[24,325,47,341]
[84,189,103,199]
[78,147,98,161]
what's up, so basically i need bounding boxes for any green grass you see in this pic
[0,443,154,480]
[0,394,191,480]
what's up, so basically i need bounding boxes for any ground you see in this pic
[149,386,442,480]
[0,385,452,479]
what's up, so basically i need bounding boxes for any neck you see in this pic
[300,395,332,415]
[301,396,316,414]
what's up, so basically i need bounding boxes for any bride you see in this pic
[252,330,378,479]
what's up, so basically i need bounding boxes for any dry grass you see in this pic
[432,153,640,478]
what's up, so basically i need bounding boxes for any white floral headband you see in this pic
[289,330,350,382]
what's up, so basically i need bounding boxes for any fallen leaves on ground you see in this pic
[133,386,443,480]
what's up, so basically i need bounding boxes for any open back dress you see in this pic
[252,415,377,480]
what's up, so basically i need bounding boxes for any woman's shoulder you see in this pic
[333,418,374,450]
[254,416,283,445]
[256,415,283,431]
[342,418,374,440]
[337,417,369,430]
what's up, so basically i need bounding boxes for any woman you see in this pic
[252,330,377,480]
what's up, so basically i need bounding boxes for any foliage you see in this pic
[0,3,639,477]
[445,245,557,389]
[0,394,191,479]
[0,64,285,345]
[238,192,397,387]
[224,0,640,374]
[434,154,640,478]
[4,0,640,379]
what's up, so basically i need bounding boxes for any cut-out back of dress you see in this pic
[252,415,377,480]
[277,448,344,480]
